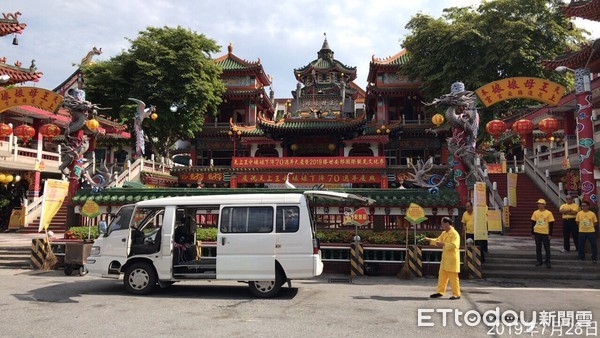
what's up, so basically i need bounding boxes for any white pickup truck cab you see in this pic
[85,191,373,297]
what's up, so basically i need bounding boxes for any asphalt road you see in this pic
[0,269,598,338]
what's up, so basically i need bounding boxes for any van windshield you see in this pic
[108,205,135,234]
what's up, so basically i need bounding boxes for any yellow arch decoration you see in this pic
[0,87,63,113]
[475,77,566,107]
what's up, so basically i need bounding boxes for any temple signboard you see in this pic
[232,156,386,169]
[0,87,63,113]
[475,77,566,107]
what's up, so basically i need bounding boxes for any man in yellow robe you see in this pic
[425,217,461,300]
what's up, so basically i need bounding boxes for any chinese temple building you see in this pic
[168,36,457,229]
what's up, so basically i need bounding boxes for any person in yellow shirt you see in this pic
[531,199,555,268]
[425,217,461,300]
[575,201,598,263]
[559,195,579,253]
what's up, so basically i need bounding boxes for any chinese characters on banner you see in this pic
[178,172,224,183]
[0,87,63,113]
[475,77,566,107]
[231,156,386,169]
[507,172,518,207]
[177,172,383,184]
[473,182,488,241]
[38,179,69,233]
[238,173,381,184]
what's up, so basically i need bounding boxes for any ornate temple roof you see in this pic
[0,12,26,37]
[366,49,422,97]
[0,58,42,85]
[214,43,271,86]
[252,111,368,136]
[542,40,600,73]
[562,0,600,21]
[294,34,357,82]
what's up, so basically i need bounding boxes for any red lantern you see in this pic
[13,125,35,144]
[538,117,559,139]
[39,123,61,141]
[512,119,534,144]
[485,119,507,139]
[0,123,12,138]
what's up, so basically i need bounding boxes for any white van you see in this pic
[85,191,373,297]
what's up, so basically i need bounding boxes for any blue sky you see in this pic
[2,0,598,99]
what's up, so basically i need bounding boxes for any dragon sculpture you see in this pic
[129,98,155,158]
[405,158,453,191]
[58,89,104,176]
[83,161,116,193]
[424,82,480,200]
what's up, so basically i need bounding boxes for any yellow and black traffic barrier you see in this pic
[407,245,423,277]
[350,241,364,276]
[31,238,49,270]
[465,245,482,279]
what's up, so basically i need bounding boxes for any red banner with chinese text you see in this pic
[237,172,381,184]
[232,156,385,169]
[178,172,225,183]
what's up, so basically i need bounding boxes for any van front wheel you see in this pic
[124,262,157,295]
[248,270,282,298]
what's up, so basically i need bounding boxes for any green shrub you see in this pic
[65,226,99,240]
[196,227,217,241]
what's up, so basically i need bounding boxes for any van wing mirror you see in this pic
[98,220,108,234]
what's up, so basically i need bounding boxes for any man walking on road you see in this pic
[531,199,554,268]
[559,195,579,253]
[425,217,461,300]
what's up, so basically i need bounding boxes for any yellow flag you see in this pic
[38,179,70,232]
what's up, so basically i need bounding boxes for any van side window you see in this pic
[130,207,164,255]
[220,207,273,233]
[108,205,134,233]
[276,206,300,233]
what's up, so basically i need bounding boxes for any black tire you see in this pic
[124,262,157,295]
[64,265,73,276]
[248,269,283,298]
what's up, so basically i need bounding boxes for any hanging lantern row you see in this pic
[485,119,507,140]
[0,123,12,137]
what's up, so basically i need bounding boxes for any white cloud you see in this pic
[1,0,597,98]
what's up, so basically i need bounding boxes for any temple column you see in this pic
[573,68,595,204]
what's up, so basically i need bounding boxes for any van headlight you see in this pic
[90,246,101,256]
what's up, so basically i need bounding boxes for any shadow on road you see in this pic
[13,273,299,303]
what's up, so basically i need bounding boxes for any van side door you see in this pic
[217,205,276,280]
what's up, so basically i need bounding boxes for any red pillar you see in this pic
[574,68,595,203]
[452,128,468,205]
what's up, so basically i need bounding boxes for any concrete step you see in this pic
[484,261,599,271]
[484,269,600,280]
[0,247,31,269]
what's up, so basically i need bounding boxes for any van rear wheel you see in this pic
[124,262,157,295]
[248,270,282,298]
